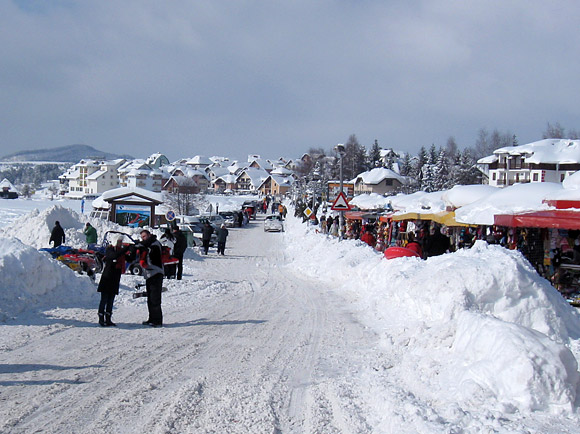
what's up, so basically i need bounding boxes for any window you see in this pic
[533,173,538,181]
[492,172,496,181]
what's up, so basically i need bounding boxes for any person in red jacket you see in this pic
[360,225,376,247]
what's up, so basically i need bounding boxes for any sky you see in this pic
[2,1,580,163]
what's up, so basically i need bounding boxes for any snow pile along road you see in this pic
[284,216,580,418]
[0,204,136,250]
[0,237,96,322]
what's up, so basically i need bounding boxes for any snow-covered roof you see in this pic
[349,193,391,210]
[237,168,270,188]
[270,166,292,176]
[0,178,17,192]
[454,182,563,225]
[215,174,238,184]
[441,185,499,209]
[86,169,107,180]
[186,155,213,166]
[269,174,294,187]
[390,190,447,214]
[492,139,580,164]
[477,155,498,164]
[101,187,163,203]
[355,167,406,185]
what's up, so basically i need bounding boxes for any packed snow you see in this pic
[0,196,580,432]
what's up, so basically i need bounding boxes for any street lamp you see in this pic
[335,143,346,238]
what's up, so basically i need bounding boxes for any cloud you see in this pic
[2,0,580,161]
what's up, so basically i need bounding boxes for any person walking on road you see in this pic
[172,226,187,279]
[49,221,65,247]
[216,224,229,255]
[138,229,164,327]
[83,222,98,250]
[97,235,130,327]
[201,221,214,255]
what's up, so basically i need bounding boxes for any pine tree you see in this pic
[368,140,382,168]
[421,152,436,192]
[400,153,412,176]
[434,148,450,191]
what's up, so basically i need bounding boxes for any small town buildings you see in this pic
[236,168,270,193]
[353,167,406,195]
[61,159,125,199]
[478,139,580,187]
[258,174,294,196]
[118,160,164,192]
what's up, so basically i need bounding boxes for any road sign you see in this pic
[304,207,313,218]
[166,210,176,222]
[331,192,351,211]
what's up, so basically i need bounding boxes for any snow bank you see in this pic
[0,205,139,249]
[284,216,580,414]
[0,238,96,321]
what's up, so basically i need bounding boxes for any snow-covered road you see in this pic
[0,216,377,433]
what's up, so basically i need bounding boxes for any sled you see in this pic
[384,246,421,260]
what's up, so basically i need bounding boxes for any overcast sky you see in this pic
[2,1,580,162]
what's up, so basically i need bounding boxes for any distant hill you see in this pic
[0,145,134,163]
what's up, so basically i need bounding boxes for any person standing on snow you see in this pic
[49,221,65,247]
[138,229,164,327]
[160,228,176,279]
[97,235,130,327]
[172,226,187,280]
[83,222,98,250]
[216,224,229,255]
[201,221,214,255]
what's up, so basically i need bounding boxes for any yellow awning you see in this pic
[392,211,475,227]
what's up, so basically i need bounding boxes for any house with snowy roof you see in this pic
[0,178,18,198]
[353,167,406,195]
[118,160,164,192]
[213,174,238,193]
[145,153,170,169]
[236,168,270,193]
[164,166,209,193]
[478,139,580,187]
[185,155,213,171]
[258,174,294,197]
[61,159,126,199]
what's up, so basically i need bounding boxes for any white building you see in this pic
[118,160,164,192]
[478,139,580,187]
[61,159,125,199]
[353,167,406,195]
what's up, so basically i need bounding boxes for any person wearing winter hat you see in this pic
[96,235,130,327]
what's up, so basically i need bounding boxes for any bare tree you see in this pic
[543,122,565,139]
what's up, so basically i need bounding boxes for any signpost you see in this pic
[331,192,351,211]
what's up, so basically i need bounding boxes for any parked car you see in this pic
[264,214,284,232]
[181,222,218,246]
[202,214,226,228]
[219,211,237,227]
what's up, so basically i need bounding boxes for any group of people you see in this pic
[49,217,233,328]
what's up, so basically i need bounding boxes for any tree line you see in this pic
[296,122,579,194]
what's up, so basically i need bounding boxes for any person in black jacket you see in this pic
[139,230,164,327]
[49,221,65,247]
[97,236,131,326]
[172,226,187,280]
[201,221,214,255]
